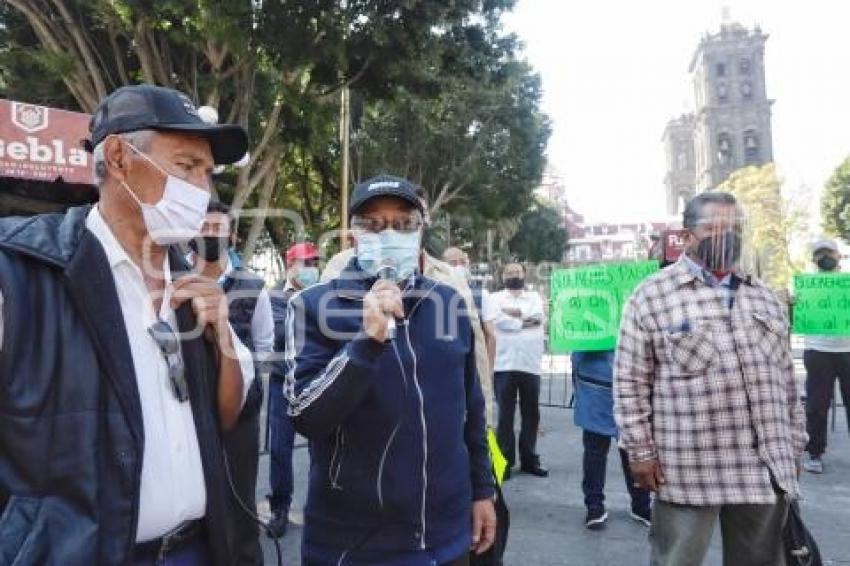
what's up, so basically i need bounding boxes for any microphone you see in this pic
[376,259,399,340]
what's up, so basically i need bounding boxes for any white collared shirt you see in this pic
[87,207,258,541]
[0,207,255,542]
[491,288,545,375]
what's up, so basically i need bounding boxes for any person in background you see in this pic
[0,84,254,564]
[443,247,510,566]
[266,241,321,538]
[572,350,651,530]
[443,247,499,375]
[802,238,850,474]
[491,263,548,479]
[190,200,274,565]
[615,192,806,566]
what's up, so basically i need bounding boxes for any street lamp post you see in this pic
[339,85,351,247]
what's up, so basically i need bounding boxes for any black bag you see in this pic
[783,500,823,566]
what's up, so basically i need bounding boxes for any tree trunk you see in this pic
[242,169,279,264]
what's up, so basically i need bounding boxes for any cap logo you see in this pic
[178,94,200,118]
[12,102,48,133]
[368,181,401,191]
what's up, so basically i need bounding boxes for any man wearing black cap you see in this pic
[285,174,497,565]
[0,84,254,565]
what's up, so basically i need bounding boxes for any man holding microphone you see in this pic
[284,175,496,565]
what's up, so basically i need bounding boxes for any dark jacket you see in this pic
[285,258,495,555]
[0,206,233,565]
[222,267,265,418]
[269,281,296,382]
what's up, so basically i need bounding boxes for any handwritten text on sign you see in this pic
[549,260,659,352]
[793,273,850,335]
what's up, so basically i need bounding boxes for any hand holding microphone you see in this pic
[364,263,403,343]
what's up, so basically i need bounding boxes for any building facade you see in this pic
[663,19,774,214]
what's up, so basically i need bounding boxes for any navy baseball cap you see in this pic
[84,84,248,164]
[349,174,425,217]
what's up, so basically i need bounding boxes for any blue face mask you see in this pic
[296,266,319,288]
[356,230,421,281]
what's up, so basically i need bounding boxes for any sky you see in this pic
[503,0,850,225]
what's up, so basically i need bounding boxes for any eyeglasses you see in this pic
[350,215,424,234]
[148,320,189,402]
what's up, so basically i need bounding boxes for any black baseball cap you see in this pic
[84,84,248,164]
[349,174,425,217]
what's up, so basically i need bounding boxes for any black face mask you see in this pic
[504,276,525,290]
[695,231,742,271]
[816,256,839,272]
[189,236,229,262]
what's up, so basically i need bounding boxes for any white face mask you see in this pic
[121,143,210,245]
[452,264,470,281]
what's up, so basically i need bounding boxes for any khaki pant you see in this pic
[649,498,788,566]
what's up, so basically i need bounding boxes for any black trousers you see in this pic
[494,371,541,468]
[223,408,262,565]
[582,430,650,514]
[803,349,850,456]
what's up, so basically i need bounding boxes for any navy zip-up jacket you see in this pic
[284,258,495,557]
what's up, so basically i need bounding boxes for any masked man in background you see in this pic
[266,241,321,538]
[190,201,274,564]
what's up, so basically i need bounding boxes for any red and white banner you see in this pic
[0,99,93,185]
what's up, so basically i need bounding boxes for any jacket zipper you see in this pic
[330,426,345,490]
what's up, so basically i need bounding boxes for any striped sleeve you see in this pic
[283,290,385,438]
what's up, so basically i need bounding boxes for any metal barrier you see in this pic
[540,353,573,409]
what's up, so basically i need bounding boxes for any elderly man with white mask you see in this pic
[0,84,254,565]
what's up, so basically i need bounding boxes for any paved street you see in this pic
[257,394,850,565]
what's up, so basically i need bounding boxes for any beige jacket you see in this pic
[321,248,495,425]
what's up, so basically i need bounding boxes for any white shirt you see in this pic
[0,207,255,542]
[480,289,500,324]
[491,288,545,375]
[804,335,850,353]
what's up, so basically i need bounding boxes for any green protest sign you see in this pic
[548,260,659,352]
[792,273,850,335]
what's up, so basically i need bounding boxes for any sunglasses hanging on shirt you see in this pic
[148,319,189,402]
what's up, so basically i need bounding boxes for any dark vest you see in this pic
[0,206,234,565]
[221,267,265,418]
[222,267,264,353]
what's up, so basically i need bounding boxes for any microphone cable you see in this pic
[222,448,283,566]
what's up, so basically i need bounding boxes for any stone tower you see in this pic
[662,113,696,215]
[690,20,774,191]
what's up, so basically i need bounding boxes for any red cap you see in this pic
[285,242,319,263]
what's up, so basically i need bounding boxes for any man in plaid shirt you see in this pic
[614,192,806,566]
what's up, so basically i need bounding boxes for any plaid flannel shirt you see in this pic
[614,257,807,505]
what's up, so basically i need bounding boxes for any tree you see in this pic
[717,163,795,289]
[822,155,850,243]
[0,0,548,263]
[507,200,568,263]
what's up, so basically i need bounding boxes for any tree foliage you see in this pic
[0,0,548,263]
[717,163,795,289]
[507,200,567,263]
[821,155,850,244]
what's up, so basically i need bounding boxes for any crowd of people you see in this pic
[0,83,838,566]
